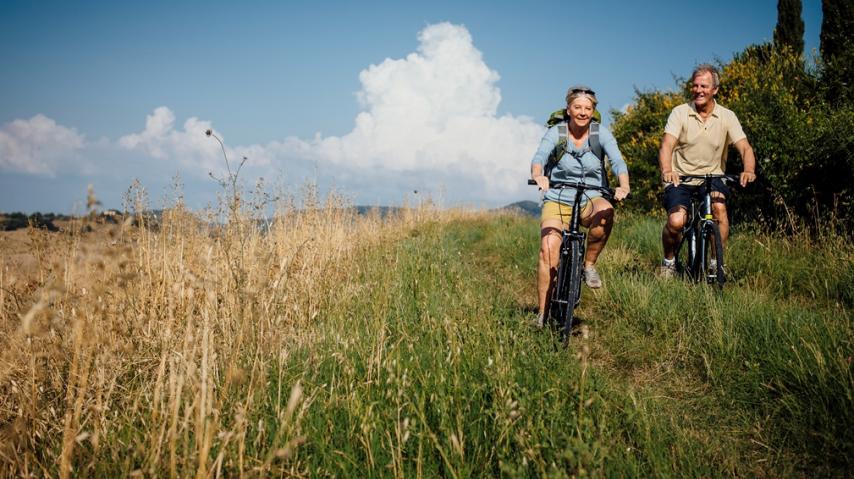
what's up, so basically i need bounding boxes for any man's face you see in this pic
[691,71,718,108]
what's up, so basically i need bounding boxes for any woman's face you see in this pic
[567,97,594,129]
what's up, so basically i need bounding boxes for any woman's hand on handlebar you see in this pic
[532,175,549,192]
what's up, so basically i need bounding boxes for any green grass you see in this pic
[263,213,853,476]
[16,210,848,476]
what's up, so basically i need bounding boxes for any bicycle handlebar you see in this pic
[678,173,741,184]
[527,179,615,200]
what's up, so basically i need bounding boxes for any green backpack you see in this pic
[543,108,608,188]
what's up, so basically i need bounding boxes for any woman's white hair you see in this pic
[565,89,598,108]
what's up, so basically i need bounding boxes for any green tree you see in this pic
[610,90,685,212]
[718,46,819,223]
[611,45,854,227]
[773,0,804,55]
[820,0,854,105]
[820,0,854,60]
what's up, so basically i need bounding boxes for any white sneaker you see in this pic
[584,265,602,289]
[659,262,677,279]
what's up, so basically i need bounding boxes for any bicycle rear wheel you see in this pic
[699,222,725,287]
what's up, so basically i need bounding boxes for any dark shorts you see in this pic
[662,178,730,213]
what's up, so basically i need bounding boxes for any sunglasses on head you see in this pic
[571,88,596,95]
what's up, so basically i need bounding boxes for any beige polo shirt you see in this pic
[664,101,746,184]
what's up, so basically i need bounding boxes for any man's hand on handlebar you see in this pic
[662,170,680,187]
[739,171,756,188]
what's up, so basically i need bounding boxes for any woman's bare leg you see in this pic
[581,197,615,267]
[537,219,564,317]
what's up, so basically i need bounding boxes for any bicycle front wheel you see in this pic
[676,226,697,280]
[700,222,725,287]
[548,248,570,328]
[561,239,585,340]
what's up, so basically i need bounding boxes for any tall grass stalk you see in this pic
[0,183,447,476]
[1,201,850,476]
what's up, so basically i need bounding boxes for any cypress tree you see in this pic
[820,0,853,60]
[773,0,804,55]
[820,0,854,104]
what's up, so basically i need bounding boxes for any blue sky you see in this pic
[1,0,823,213]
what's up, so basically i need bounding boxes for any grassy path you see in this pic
[275,213,852,477]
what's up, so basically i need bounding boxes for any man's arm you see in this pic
[733,138,756,187]
[659,133,680,186]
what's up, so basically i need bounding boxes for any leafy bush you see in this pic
[610,45,854,228]
[820,0,854,106]
[610,90,685,212]
[719,45,854,225]
[0,212,59,231]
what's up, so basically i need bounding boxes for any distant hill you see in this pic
[0,212,67,231]
[1,204,539,232]
[353,206,404,217]
[500,200,539,217]
[356,202,541,218]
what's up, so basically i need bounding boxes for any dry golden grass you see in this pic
[0,187,471,477]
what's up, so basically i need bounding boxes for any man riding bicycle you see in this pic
[658,64,757,278]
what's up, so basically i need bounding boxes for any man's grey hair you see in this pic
[692,63,720,88]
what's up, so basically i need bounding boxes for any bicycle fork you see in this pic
[551,232,585,316]
[699,192,718,281]
[558,233,585,302]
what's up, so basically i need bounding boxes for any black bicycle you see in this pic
[673,174,739,287]
[529,178,613,341]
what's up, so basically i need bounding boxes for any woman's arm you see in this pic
[530,163,549,191]
[599,127,628,178]
[530,127,558,191]
[615,173,630,201]
[599,127,630,200]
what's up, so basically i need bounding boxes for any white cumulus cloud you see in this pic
[118,106,227,174]
[0,115,86,175]
[288,22,544,203]
[4,22,545,207]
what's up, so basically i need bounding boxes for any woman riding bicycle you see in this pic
[530,85,630,326]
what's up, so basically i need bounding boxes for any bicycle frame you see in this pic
[674,174,737,284]
[550,185,589,327]
[530,179,613,339]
